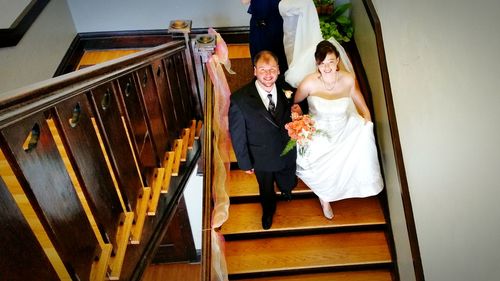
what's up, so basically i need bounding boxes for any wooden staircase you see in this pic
[221,169,395,280]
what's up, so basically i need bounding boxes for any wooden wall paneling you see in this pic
[0,113,101,281]
[152,59,178,149]
[116,74,159,171]
[51,94,126,253]
[0,176,60,281]
[88,83,151,244]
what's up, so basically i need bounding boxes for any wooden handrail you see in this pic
[201,67,214,281]
[0,41,185,127]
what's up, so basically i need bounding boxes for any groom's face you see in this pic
[254,55,280,91]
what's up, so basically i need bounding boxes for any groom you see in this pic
[229,50,297,230]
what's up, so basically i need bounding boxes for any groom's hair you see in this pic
[314,40,340,64]
[254,50,279,66]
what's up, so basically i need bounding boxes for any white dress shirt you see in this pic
[255,80,277,110]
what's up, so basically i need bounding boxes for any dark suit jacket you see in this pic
[248,0,288,73]
[229,79,296,172]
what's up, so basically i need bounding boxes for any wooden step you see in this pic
[225,230,391,276]
[229,170,311,198]
[222,197,385,236]
[233,269,393,281]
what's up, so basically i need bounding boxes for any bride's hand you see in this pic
[291,104,302,115]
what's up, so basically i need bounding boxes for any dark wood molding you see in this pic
[362,1,425,280]
[0,0,50,48]
[54,26,250,77]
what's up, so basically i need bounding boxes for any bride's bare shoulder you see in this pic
[302,72,321,84]
[339,70,355,85]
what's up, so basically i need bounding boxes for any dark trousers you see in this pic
[254,161,296,216]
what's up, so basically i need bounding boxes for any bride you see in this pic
[279,0,384,219]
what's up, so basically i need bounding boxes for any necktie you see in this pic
[267,93,276,116]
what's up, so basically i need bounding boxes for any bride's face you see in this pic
[318,53,339,74]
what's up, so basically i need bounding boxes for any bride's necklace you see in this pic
[320,71,338,91]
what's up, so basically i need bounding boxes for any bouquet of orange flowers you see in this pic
[281,112,317,156]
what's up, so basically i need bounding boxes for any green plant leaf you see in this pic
[336,15,350,25]
[332,3,352,19]
[280,139,297,156]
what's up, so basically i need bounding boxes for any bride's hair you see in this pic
[314,40,340,65]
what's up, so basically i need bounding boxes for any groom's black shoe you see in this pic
[262,213,274,230]
[281,191,292,201]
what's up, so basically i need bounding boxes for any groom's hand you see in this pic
[245,169,255,174]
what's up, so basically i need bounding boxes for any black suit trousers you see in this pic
[254,159,297,216]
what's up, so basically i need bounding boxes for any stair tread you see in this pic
[222,197,385,235]
[225,231,391,275]
[234,269,393,281]
[229,170,310,197]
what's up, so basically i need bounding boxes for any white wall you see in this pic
[66,0,250,32]
[371,0,500,280]
[0,0,31,28]
[184,165,203,250]
[0,0,76,94]
[350,1,415,280]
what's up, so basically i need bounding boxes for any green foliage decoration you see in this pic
[316,2,354,43]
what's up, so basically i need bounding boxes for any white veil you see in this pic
[279,0,353,88]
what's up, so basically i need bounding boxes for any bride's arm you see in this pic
[293,78,310,104]
[350,77,372,122]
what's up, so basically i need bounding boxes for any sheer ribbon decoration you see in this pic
[279,0,353,87]
[206,27,233,281]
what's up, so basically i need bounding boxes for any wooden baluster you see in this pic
[165,55,189,130]
[88,83,150,249]
[195,120,203,139]
[147,167,165,216]
[118,70,166,217]
[176,51,196,119]
[0,176,60,281]
[152,59,178,150]
[161,151,175,193]
[51,94,134,278]
[0,113,107,281]
[134,65,169,163]
[181,128,190,162]
[171,139,183,176]
[116,74,158,170]
[188,119,197,149]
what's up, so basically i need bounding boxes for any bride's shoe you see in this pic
[319,198,334,220]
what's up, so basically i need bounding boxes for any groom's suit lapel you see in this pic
[247,84,280,128]
[275,89,288,125]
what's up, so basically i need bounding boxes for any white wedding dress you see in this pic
[279,0,383,202]
[296,96,384,202]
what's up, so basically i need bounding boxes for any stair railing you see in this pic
[0,39,202,281]
[195,31,233,281]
